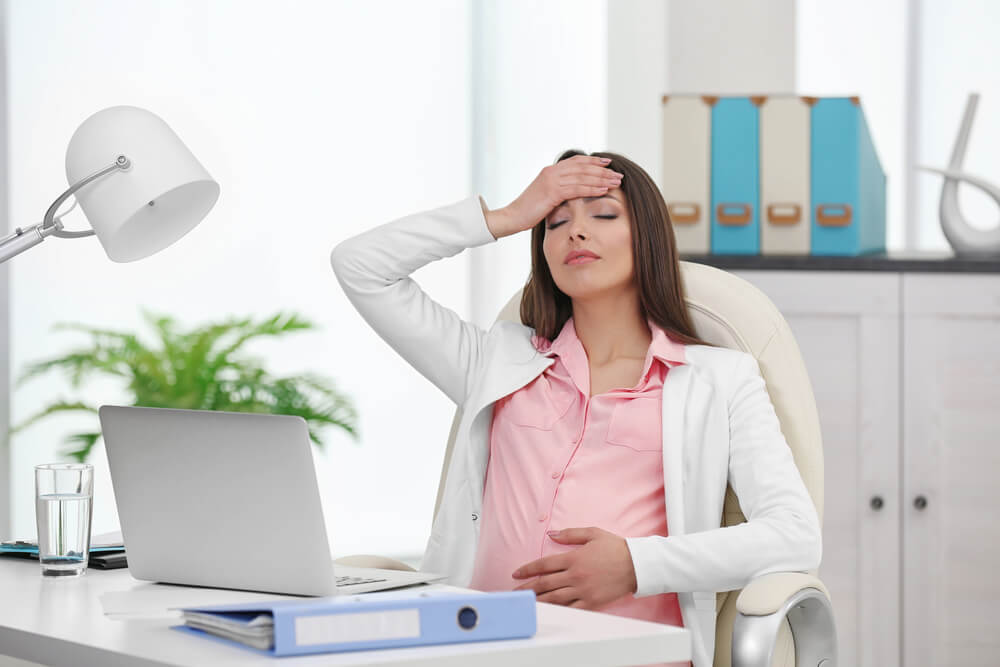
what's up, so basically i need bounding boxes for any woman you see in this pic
[331,150,822,667]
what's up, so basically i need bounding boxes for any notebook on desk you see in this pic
[98,406,446,596]
[0,530,128,569]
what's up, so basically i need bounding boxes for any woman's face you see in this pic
[542,188,635,301]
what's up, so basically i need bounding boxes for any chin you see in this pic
[553,277,612,301]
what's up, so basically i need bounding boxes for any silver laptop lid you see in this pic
[99,405,338,596]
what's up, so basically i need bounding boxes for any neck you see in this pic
[571,289,650,365]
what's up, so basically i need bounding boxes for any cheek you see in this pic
[542,234,558,267]
[608,225,634,267]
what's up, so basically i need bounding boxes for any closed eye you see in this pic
[546,215,618,230]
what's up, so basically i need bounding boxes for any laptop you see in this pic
[98,405,446,596]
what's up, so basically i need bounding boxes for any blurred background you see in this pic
[1,1,998,663]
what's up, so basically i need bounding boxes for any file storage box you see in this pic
[810,97,886,256]
[759,96,812,255]
[661,94,713,254]
[711,96,761,255]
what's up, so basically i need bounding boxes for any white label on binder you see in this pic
[294,609,421,646]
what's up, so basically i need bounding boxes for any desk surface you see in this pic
[0,558,690,667]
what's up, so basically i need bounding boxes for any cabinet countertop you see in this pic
[680,251,1000,273]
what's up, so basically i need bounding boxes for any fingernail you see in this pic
[599,157,611,163]
[547,530,559,537]
[512,569,521,578]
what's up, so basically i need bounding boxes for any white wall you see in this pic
[914,0,1000,250]
[796,0,908,251]
[606,0,668,186]
[6,0,472,560]
[0,1,9,540]
[606,0,795,201]
[666,0,796,94]
[467,0,607,330]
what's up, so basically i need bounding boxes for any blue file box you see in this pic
[810,97,886,256]
[172,589,537,657]
[711,96,760,255]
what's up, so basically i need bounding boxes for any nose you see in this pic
[563,213,589,240]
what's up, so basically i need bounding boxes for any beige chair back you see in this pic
[434,261,823,666]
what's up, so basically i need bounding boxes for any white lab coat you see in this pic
[330,195,822,667]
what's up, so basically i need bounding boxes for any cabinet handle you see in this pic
[914,495,928,510]
[870,496,884,510]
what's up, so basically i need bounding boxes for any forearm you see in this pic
[481,198,523,240]
[329,195,497,404]
[626,512,821,596]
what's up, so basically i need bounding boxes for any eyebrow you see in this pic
[552,194,623,210]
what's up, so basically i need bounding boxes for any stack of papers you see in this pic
[181,610,275,650]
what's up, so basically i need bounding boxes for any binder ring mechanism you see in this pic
[816,204,853,227]
[668,202,701,225]
[767,203,802,225]
[716,203,752,226]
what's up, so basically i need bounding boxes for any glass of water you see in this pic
[34,463,94,577]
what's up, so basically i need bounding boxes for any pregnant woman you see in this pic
[331,150,822,667]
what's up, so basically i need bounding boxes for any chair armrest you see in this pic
[736,571,831,615]
[731,572,837,667]
[333,554,417,572]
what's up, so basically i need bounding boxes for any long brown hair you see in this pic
[520,149,712,347]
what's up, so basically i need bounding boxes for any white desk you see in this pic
[0,558,690,666]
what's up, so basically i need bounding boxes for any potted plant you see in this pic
[12,311,358,461]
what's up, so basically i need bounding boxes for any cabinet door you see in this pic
[734,270,901,667]
[903,273,1000,666]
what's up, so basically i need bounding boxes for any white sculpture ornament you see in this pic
[917,93,1000,256]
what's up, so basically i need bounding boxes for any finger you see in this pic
[560,185,612,201]
[559,167,621,182]
[524,571,573,595]
[536,587,579,606]
[562,164,622,179]
[513,554,569,579]
[569,154,612,167]
[557,175,620,190]
[569,599,588,609]
[552,527,600,544]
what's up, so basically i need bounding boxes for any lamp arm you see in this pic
[44,154,132,238]
[0,155,131,264]
[0,221,64,264]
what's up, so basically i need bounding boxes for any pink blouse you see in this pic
[469,316,686,629]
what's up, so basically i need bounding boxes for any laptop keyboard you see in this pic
[336,575,389,587]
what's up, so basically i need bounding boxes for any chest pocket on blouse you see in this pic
[605,396,662,452]
[500,381,576,431]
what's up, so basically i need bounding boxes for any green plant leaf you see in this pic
[14,312,358,462]
[64,432,102,464]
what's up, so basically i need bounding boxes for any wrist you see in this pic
[483,204,516,240]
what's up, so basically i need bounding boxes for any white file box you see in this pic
[760,96,812,255]
[661,94,713,255]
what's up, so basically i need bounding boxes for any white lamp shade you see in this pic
[65,106,219,263]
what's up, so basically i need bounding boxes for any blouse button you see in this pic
[551,472,560,479]
[538,514,547,522]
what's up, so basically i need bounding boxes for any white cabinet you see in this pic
[900,274,1000,667]
[723,267,1000,667]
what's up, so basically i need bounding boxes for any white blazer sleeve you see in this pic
[330,195,498,406]
[626,353,823,595]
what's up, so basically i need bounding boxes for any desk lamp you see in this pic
[0,106,219,264]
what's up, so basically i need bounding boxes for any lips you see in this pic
[564,249,600,264]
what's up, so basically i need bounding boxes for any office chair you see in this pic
[337,261,838,667]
